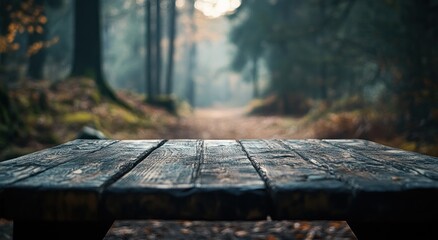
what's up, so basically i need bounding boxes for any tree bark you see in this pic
[155,0,162,95]
[71,0,118,101]
[165,0,176,96]
[146,0,153,101]
[0,0,12,68]
[186,0,196,107]
[251,57,259,98]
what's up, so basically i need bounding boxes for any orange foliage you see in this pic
[0,0,57,55]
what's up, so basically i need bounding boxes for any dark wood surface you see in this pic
[0,139,437,223]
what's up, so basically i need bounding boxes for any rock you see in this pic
[76,126,107,139]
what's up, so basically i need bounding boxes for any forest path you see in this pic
[163,107,307,139]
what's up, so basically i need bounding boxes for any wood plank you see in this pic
[1,140,163,221]
[285,139,436,190]
[104,140,267,220]
[0,140,117,186]
[325,139,438,180]
[282,139,438,221]
[239,139,350,220]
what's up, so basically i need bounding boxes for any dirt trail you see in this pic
[163,107,309,139]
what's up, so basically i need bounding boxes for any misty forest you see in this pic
[0,0,438,239]
[1,0,437,159]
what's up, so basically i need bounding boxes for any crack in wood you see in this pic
[192,139,204,185]
[100,140,168,192]
[238,139,273,220]
[277,139,360,196]
[238,140,273,191]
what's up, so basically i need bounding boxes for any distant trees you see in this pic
[144,0,162,102]
[165,0,176,96]
[144,0,178,103]
[229,0,438,139]
[145,0,153,100]
[186,0,197,107]
[229,1,267,99]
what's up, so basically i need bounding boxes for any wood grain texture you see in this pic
[104,140,267,220]
[283,139,438,221]
[239,139,350,220]
[284,139,436,190]
[1,139,437,223]
[1,140,163,221]
[325,139,438,181]
[0,140,117,185]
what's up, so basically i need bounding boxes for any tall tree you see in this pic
[165,0,176,96]
[0,0,12,68]
[186,0,196,107]
[250,57,259,98]
[71,0,118,101]
[155,0,162,95]
[145,0,153,100]
[229,0,266,98]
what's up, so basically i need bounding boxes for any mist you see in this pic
[100,0,252,108]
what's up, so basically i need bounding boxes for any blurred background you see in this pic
[0,0,437,239]
[1,0,437,164]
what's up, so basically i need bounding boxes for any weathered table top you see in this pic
[0,139,437,222]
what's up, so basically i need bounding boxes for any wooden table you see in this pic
[0,139,437,239]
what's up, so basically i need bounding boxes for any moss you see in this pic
[110,106,139,124]
[400,142,417,152]
[63,112,98,125]
[89,90,101,103]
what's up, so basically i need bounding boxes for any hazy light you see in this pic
[195,0,241,18]
[176,0,185,8]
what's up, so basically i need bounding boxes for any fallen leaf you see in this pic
[235,230,249,237]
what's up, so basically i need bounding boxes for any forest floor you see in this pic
[156,107,308,139]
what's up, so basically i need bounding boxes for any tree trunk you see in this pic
[0,0,11,68]
[318,0,328,100]
[145,0,153,101]
[27,31,47,80]
[187,44,196,107]
[155,0,162,95]
[186,0,196,107]
[0,83,11,125]
[251,57,259,98]
[165,0,176,96]
[71,0,118,101]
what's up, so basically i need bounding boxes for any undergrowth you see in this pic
[0,78,176,161]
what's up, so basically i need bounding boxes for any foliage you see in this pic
[0,0,58,56]
[229,0,438,143]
